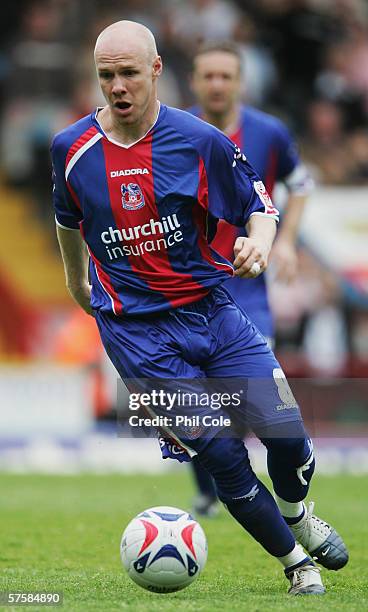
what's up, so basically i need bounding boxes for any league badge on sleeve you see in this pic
[121,183,145,210]
[253,180,278,215]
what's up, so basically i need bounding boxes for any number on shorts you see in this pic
[273,368,297,407]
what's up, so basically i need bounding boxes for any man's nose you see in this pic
[111,77,127,95]
[210,77,224,90]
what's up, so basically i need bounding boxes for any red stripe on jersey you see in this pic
[212,123,242,265]
[265,148,278,194]
[66,180,82,211]
[101,134,209,308]
[65,126,99,168]
[211,220,240,262]
[65,126,99,211]
[90,250,124,316]
[230,124,243,149]
[209,122,244,262]
[80,223,123,315]
[194,158,233,273]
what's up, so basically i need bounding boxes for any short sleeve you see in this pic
[206,132,279,226]
[274,122,300,180]
[274,121,314,194]
[51,138,82,230]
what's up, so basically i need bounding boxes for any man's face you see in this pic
[191,51,241,116]
[96,45,162,125]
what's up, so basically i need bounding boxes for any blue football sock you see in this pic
[224,479,296,557]
[191,457,217,500]
[194,435,296,558]
[284,510,306,525]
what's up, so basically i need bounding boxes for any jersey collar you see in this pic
[92,101,163,149]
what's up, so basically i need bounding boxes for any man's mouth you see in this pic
[210,96,225,103]
[114,101,132,110]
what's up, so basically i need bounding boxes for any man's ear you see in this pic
[153,56,163,77]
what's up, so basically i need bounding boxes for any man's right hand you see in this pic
[67,282,93,315]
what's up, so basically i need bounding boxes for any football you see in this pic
[120,505,208,593]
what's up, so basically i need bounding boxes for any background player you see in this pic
[188,41,314,517]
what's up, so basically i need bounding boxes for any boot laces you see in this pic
[305,502,331,538]
[296,502,331,542]
[290,564,320,587]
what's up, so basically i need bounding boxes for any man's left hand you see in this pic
[233,237,269,278]
[270,239,299,283]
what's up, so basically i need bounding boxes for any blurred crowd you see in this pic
[0,0,367,376]
[1,0,368,213]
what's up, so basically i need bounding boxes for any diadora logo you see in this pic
[121,183,145,211]
[110,168,149,177]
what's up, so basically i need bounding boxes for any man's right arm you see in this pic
[56,225,92,315]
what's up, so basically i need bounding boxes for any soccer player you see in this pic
[188,41,314,518]
[190,40,313,341]
[52,20,348,595]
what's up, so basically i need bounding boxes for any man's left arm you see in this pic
[270,123,314,283]
[203,132,279,273]
[270,192,307,283]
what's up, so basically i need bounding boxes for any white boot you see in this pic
[286,562,326,595]
[290,502,348,570]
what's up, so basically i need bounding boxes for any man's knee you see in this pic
[260,421,313,468]
[196,436,256,503]
[260,423,315,499]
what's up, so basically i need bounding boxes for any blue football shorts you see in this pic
[94,286,302,451]
[222,274,274,341]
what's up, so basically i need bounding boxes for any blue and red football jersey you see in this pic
[51,104,278,317]
[188,105,301,337]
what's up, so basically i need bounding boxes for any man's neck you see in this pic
[202,104,241,135]
[98,101,160,146]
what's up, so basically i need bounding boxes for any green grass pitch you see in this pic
[0,472,367,611]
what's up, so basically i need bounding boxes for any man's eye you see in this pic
[99,72,112,79]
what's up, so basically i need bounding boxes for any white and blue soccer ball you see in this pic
[120,505,208,593]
